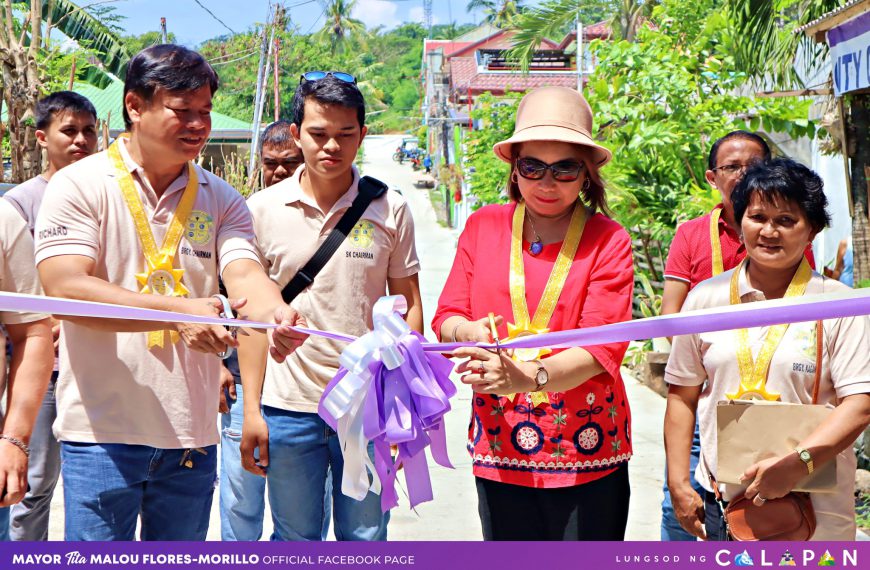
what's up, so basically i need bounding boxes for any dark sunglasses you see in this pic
[516,157,585,182]
[300,71,357,84]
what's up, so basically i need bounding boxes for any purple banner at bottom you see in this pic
[0,541,866,570]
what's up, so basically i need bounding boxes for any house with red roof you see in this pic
[421,21,612,127]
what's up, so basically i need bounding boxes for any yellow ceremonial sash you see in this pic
[108,136,199,349]
[710,207,724,277]
[506,201,586,405]
[726,257,812,401]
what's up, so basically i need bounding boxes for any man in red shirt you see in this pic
[663,132,814,310]
[660,131,815,541]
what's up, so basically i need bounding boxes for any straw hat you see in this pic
[493,86,612,166]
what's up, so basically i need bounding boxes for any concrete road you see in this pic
[45,134,667,541]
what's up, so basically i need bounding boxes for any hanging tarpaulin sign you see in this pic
[828,9,870,96]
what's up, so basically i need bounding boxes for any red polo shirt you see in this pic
[664,205,815,289]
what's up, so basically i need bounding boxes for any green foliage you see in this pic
[463,93,518,207]
[636,274,662,318]
[201,22,423,134]
[416,125,428,151]
[508,0,659,67]
[467,1,526,28]
[39,45,100,94]
[123,31,179,55]
[857,496,869,531]
[314,0,368,54]
[723,0,842,89]
[431,22,477,40]
[23,0,132,85]
[585,1,817,245]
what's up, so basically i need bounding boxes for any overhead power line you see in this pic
[192,0,237,36]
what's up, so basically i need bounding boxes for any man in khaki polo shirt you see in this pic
[3,90,98,542]
[33,45,306,541]
[239,73,422,541]
[219,118,304,541]
[0,200,54,535]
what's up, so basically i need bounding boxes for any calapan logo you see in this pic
[350,220,375,248]
[186,210,214,246]
[716,548,857,567]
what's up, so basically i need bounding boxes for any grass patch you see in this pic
[858,494,869,532]
[428,186,449,228]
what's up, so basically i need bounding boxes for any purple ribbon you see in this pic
[2,287,870,512]
[319,332,455,511]
[427,289,870,352]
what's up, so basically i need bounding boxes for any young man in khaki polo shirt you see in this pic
[33,45,306,541]
[3,90,98,541]
[0,201,54,540]
[219,119,304,541]
[239,73,422,541]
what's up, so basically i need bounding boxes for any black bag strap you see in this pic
[281,175,388,304]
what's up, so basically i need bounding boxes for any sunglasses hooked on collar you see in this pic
[300,71,357,84]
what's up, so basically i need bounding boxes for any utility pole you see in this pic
[576,12,583,93]
[248,26,270,175]
[273,37,280,121]
[440,102,452,227]
[423,0,433,38]
[160,17,167,44]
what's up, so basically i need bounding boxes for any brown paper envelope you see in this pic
[716,400,836,492]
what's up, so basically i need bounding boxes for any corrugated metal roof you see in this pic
[2,79,250,137]
[795,0,869,34]
[74,80,250,132]
[450,56,577,95]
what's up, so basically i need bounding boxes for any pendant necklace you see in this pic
[526,211,544,256]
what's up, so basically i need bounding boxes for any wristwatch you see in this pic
[532,360,549,392]
[794,446,814,475]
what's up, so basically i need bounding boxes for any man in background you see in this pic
[3,91,98,541]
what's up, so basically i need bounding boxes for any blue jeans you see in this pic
[263,406,389,541]
[61,442,217,540]
[661,422,704,541]
[220,381,267,540]
[10,371,60,540]
[704,491,729,540]
[0,507,8,541]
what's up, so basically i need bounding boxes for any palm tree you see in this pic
[725,0,870,284]
[434,22,461,40]
[1,0,130,181]
[508,0,657,69]
[313,0,368,53]
[467,0,526,29]
[725,0,840,89]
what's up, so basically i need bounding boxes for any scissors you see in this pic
[212,294,238,360]
[487,312,502,355]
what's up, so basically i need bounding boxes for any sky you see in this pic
[104,0,547,47]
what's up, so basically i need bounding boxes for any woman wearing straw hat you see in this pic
[433,86,634,540]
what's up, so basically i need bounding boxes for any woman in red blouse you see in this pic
[433,86,634,541]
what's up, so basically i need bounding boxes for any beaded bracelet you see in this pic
[0,435,31,457]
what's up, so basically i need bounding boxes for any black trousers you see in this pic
[476,463,630,541]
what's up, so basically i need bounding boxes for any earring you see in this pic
[582,178,591,191]
[510,171,518,184]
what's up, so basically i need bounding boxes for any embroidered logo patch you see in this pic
[350,220,375,248]
[185,210,214,246]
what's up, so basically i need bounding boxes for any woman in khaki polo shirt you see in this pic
[664,157,870,541]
